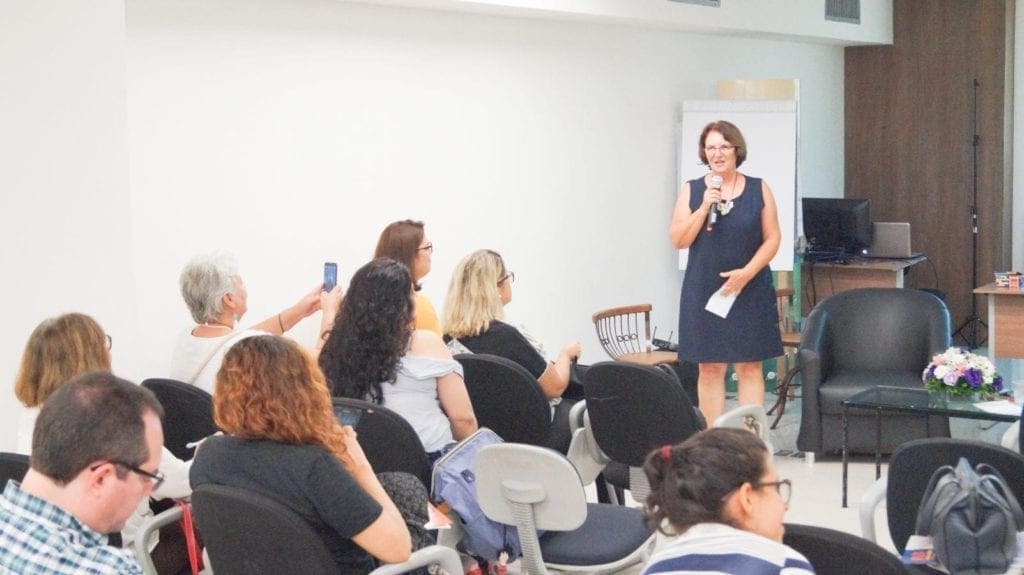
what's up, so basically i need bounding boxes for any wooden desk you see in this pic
[802,256,926,314]
[974,283,1024,360]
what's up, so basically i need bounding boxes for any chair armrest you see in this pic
[858,476,888,543]
[133,505,184,575]
[371,545,463,575]
[569,400,587,435]
[566,410,610,486]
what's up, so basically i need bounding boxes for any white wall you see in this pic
[0,1,138,450]
[0,0,848,451]
[125,0,847,381]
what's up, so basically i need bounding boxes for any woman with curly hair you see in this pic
[374,219,441,335]
[640,428,812,575]
[319,258,477,464]
[190,335,413,572]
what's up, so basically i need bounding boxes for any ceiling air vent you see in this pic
[825,0,860,24]
[668,0,721,7]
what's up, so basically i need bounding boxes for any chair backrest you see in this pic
[331,397,431,488]
[454,354,553,447]
[191,484,338,575]
[583,361,704,467]
[141,378,217,461]
[801,288,950,375]
[474,443,588,532]
[783,523,907,575]
[885,438,1024,553]
[592,304,654,360]
[0,452,30,487]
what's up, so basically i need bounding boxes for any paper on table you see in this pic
[705,286,737,319]
[974,400,1022,416]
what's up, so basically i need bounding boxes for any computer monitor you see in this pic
[801,198,873,257]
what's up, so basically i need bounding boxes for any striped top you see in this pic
[643,523,814,575]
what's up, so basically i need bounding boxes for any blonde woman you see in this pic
[443,250,581,452]
[13,312,193,572]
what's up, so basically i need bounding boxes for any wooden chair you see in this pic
[591,304,676,366]
[767,288,803,428]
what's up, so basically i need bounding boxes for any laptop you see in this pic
[862,222,922,259]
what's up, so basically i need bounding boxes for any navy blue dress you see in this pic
[677,175,783,363]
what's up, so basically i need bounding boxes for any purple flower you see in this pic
[943,371,960,386]
[994,375,1004,392]
[964,368,983,388]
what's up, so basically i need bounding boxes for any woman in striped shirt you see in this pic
[641,428,814,575]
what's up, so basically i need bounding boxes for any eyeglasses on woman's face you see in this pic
[417,243,434,254]
[752,478,792,504]
[498,271,515,286]
[704,144,735,156]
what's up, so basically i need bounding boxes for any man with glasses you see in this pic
[0,372,165,574]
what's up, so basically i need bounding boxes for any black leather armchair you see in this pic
[796,288,951,456]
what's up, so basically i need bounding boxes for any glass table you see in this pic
[841,386,1021,507]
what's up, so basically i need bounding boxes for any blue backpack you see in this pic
[431,428,522,561]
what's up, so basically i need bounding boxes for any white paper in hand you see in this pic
[705,286,737,319]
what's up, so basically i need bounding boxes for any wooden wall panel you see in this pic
[845,0,1009,346]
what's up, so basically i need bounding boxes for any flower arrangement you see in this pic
[922,347,1004,400]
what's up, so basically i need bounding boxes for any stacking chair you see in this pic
[190,483,462,575]
[141,378,217,460]
[796,288,951,456]
[859,438,1024,554]
[583,361,704,502]
[783,523,907,575]
[0,452,29,487]
[454,354,562,451]
[331,397,431,489]
[591,304,676,366]
[474,443,655,575]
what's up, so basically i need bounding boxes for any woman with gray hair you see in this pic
[169,251,337,394]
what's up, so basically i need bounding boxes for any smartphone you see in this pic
[335,405,362,428]
[323,262,338,293]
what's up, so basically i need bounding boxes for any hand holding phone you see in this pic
[323,262,338,293]
[335,405,362,428]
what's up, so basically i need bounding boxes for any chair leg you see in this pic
[768,365,801,430]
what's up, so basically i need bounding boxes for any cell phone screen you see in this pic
[335,406,362,428]
[324,262,338,292]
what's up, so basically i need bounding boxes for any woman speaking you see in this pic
[669,120,782,425]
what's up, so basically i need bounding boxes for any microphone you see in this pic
[706,175,723,232]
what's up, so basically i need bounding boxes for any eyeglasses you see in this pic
[498,271,515,285]
[704,144,735,155]
[752,478,792,504]
[417,243,434,254]
[93,461,165,491]
[104,334,113,350]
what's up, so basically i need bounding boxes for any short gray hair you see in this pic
[179,252,239,324]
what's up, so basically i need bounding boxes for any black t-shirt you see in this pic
[190,436,382,574]
[453,320,548,378]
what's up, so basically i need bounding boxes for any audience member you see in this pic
[0,372,164,574]
[12,312,193,572]
[641,428,813,575]
[319,258,477,464]
[443,249,581,449]
[374,219,442,335]
[191,335,413,571]
[170,251,328,394]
